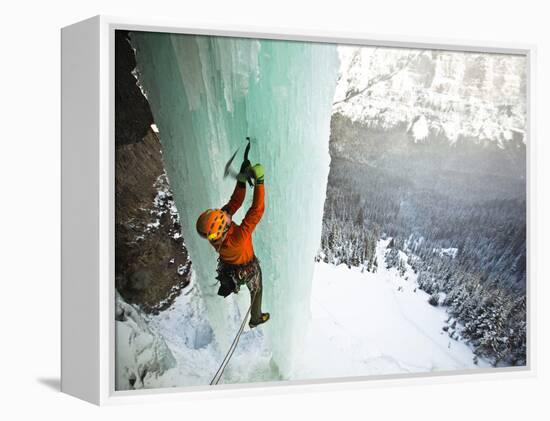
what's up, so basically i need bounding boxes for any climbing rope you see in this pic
[210,290,258,386]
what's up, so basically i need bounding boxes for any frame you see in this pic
[61,15,536,405]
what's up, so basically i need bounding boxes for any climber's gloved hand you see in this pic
[251,164,264,185]
[236,172,247,184]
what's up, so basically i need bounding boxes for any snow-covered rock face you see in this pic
[115,293,176,390]
[334,47,526,146]
[130,33,339,377]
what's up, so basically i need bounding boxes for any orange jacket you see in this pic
[219,181,265,265]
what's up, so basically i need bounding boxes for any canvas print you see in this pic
[114,29,527,390]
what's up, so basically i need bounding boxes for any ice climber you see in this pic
[196,160,270,329]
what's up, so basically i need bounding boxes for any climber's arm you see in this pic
[221,181,246,216]
[241,165,265,235]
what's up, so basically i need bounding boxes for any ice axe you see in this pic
[223,137,255,188]
[224,148,240,179]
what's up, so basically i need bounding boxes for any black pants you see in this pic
[217,257,263,323]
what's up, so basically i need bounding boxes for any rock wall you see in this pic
[115,30,191,313]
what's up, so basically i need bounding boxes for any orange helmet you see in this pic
[196,209,231,242]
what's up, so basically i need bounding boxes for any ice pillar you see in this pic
[131,32,338,377]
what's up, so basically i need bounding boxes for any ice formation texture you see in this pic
[115,292,176,390]
[131,32,339,376]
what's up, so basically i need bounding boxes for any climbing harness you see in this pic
[216,257,260,297]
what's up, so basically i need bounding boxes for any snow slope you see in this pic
[293,239,490,380]
[116,239,488,390]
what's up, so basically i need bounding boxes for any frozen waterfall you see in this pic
[131,32,339,377]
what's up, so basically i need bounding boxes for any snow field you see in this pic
[292,239,489,380]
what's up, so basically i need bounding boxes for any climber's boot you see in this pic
[249,312,270,329]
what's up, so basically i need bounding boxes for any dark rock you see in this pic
[115,30,154,146]
[115,30,191,314]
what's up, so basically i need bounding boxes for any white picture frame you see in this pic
[61,15,536,405]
